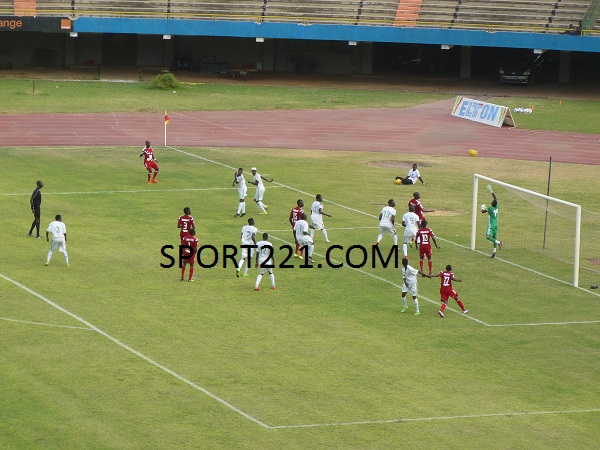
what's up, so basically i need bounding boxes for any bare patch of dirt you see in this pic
[589,258,600,266]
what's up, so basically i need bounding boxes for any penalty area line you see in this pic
[0,273,270,429]
[0,186,285,196]
[269,407,600,429]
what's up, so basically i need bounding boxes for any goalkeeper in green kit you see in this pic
[481,185,503,258]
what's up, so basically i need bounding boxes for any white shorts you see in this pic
[297,235,313,246]
[254,187,265,201]
[238,185,247,199]
[402,282,418,297]
[50,238,67,253]
[379,225,396,236]
[241,246,255,259]
[403,232,416,244]
[310,218,324,230]
[258,258,275,275]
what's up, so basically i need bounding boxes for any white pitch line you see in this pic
[261,226,378,232]
[0,316,92,330]
[170,145,600,317]
[0,273,270,429]
[0,186,285,196]
[269,408,600,429]
[489,320,600,327]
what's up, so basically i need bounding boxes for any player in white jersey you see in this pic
[254,233,276,291]
[294,212,315,262]
[310,194,332,243]
[396,163,425,185]
[250,167,273,215]
[237,217,258,278]
[376,199,398,246]
[232,167,247,217]
[401,203,420,258]
[400,257,430,315]
[45,214,69,266]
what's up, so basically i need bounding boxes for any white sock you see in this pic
[402,296,407,307]
[308,244,314,258]
[238,258,245,270]
[393,235,398,246]
[310,228,315,238]
[242,202,245,213]
[257,201,266,212]
[402,243,408,257]
[377,234,383,243]
[269,273,275,287]
[322,229,329,241]
[237,203,243,214]
[255,273,262,287]
[414,298,419,313]
[46,251,52,263]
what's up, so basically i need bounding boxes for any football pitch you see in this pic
[1,145,599,448]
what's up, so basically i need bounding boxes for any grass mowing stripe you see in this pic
[0,316,92,330]
[0,272,271,429]
[269,408,600,429]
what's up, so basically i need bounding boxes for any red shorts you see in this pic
[440,287,458,301]
[419,246,432,258]
[182,255,195,266]
[144,161,159,172]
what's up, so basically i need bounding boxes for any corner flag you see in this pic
[164,110,170,145]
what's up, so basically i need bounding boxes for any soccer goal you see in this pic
[471,174,581,287]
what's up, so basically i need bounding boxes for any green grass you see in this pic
[0,79,451,114]
[488,96,600,134]
[1,146,599,448]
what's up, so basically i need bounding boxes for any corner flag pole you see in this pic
[164,110,170,146]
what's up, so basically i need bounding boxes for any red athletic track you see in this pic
[2,98,599,164]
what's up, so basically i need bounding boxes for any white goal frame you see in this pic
[471,174,582,287]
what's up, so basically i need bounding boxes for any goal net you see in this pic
[471,174,582,287]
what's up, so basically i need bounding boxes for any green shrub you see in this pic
[149,72,180,89]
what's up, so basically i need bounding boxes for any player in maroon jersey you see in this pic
[431,264,468,318]
[289,199,304,257]
[178,207,195,238]
[408,192,434,225]
[140,140,159,184]
[415,219,440,276]
[180,228,198,282]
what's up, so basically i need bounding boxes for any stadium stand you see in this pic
[452,0,557,32]
[548,0,591,33]
[262,0,361,24]
[169,0,264,20]
[1,0,594,35]
[355,1,409,26]
[417,0,458,27]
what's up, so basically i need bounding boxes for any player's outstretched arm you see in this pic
[432,236,440,249]
[418,176,425,185]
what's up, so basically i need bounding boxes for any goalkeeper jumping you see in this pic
[481,185,503,258]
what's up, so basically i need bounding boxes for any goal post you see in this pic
[471,174,581,287]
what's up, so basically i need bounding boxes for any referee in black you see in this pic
[28,180,44,238]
